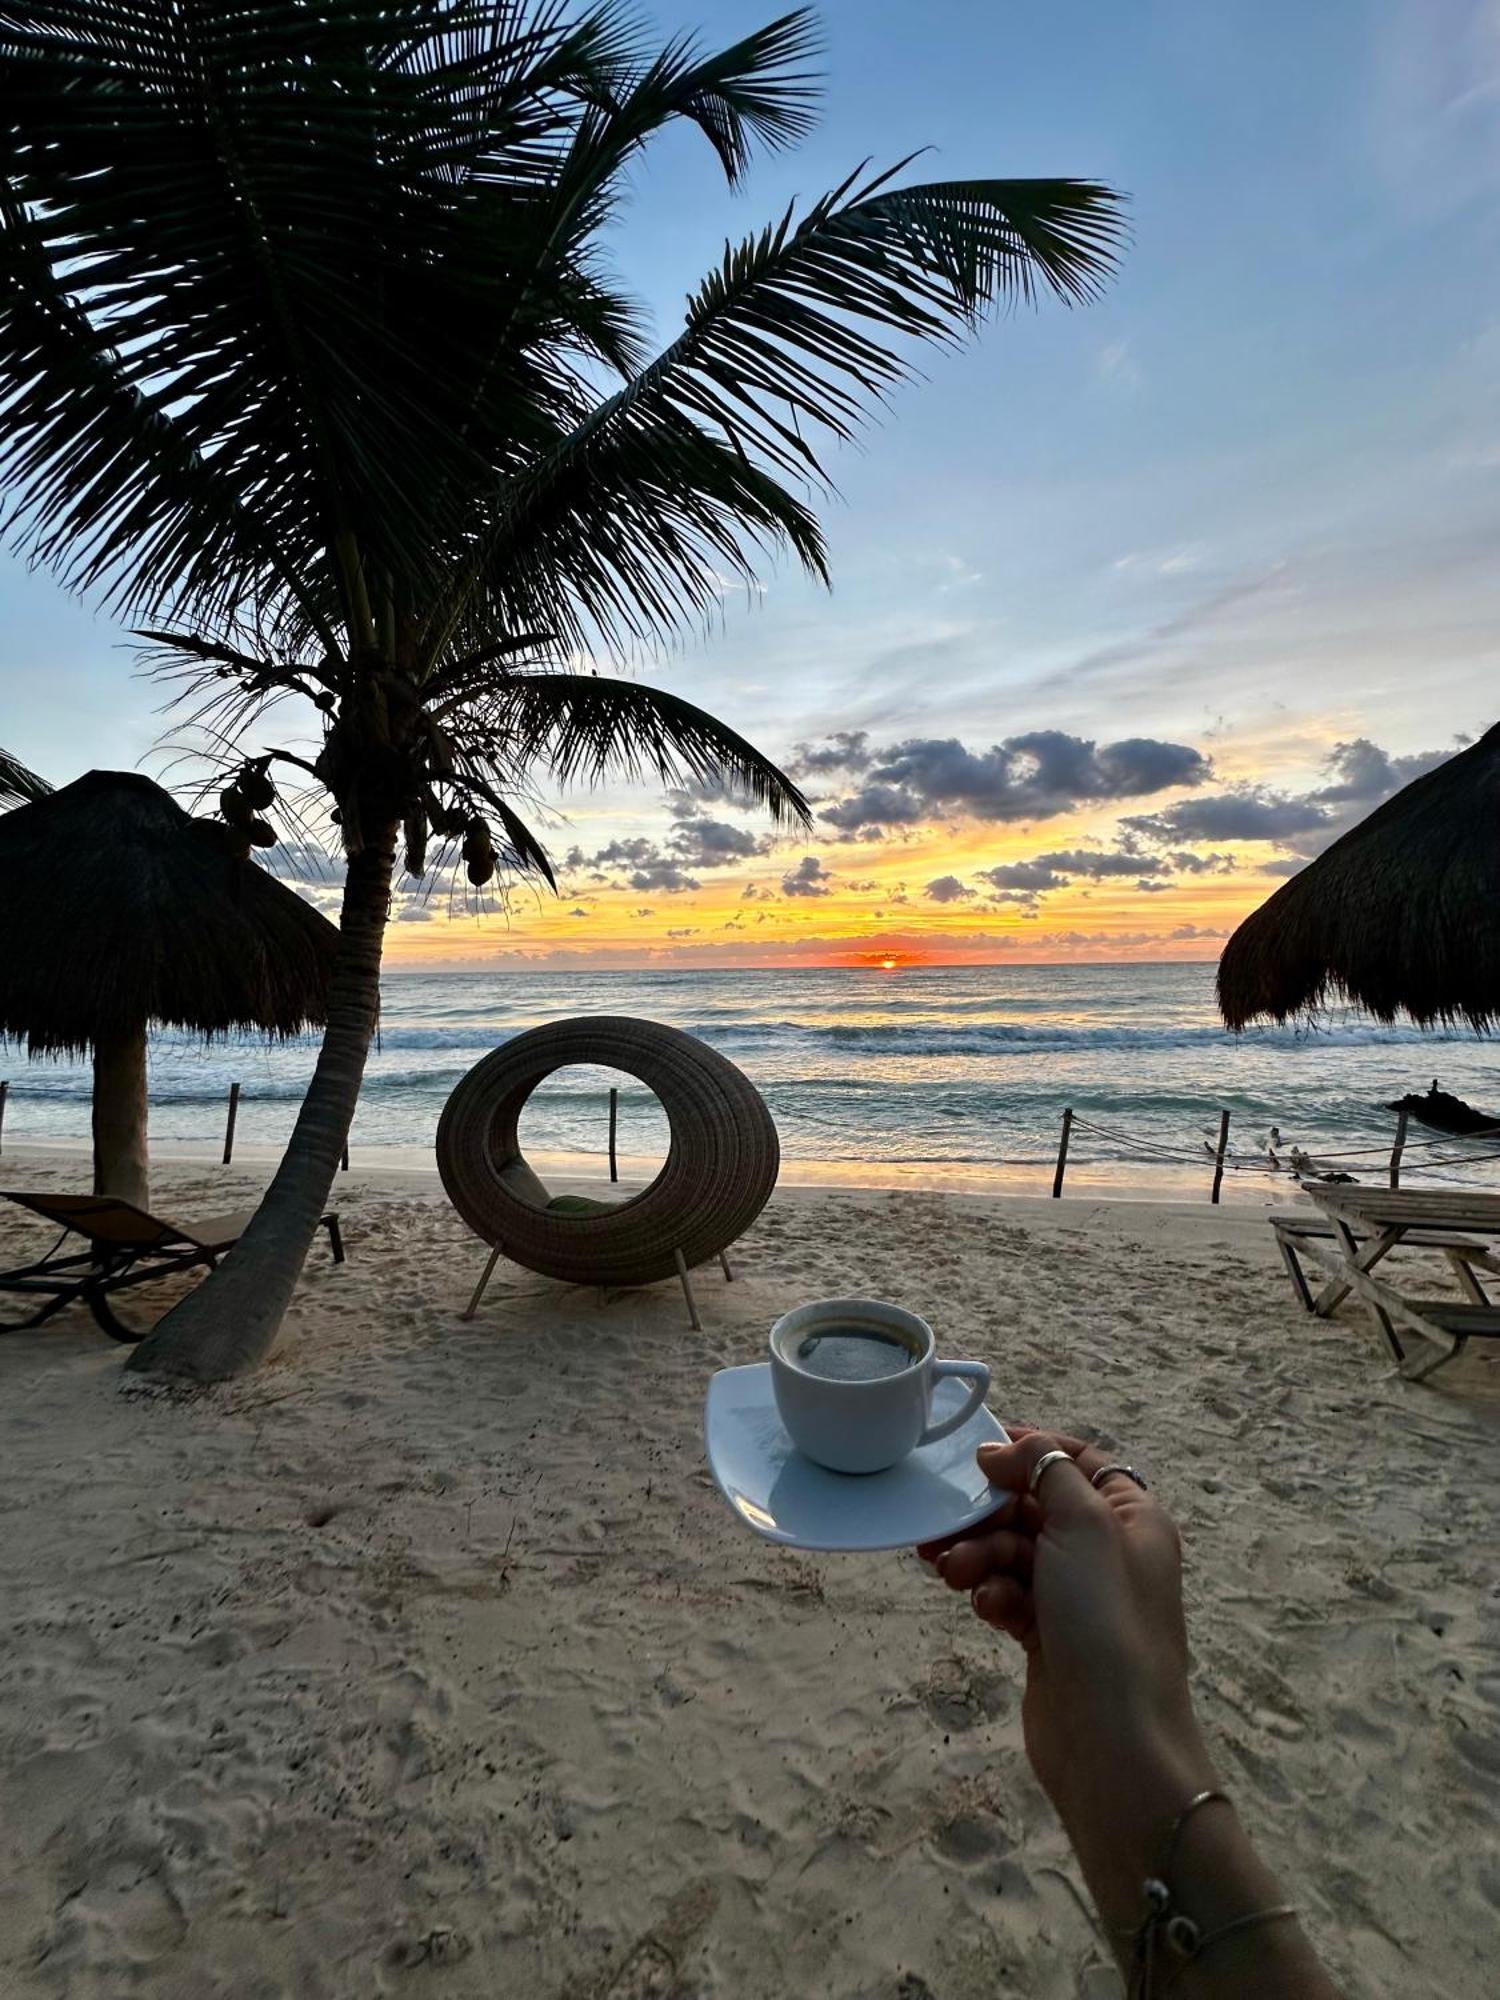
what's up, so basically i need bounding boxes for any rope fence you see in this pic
[1051,1105,1500,1203]
[0,1078,351,1172]
[5,1069,1500,1206]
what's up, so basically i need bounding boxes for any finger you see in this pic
[915,1493,1019,1565]
[970,1574,1027,1630]
[980,1427,1118,1488]
[973,1430,1107,1524]
[933,1528,1035,1593]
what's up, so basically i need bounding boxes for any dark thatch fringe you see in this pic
[1218,722,1499,1033]
[0,771,336,1056]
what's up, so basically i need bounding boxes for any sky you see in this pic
[5,0,1500,970]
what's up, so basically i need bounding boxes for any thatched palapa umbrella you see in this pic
[1218,724,1494,1031]
[0,771,337,1210]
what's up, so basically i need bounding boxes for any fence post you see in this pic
[0,1079,7,1155]
[1210,1108,1231,1204]
[608,1086,619,1184]
[1389,1105,1408,1189]
[222,1080,241,1165]
[1052,1107,1073,1199]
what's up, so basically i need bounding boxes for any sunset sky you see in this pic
[4,0,1499,970]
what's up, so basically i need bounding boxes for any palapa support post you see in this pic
[673,1246,702,1331]
[0,1079,7,1155]
[341,1141,350,1173]
[1052,1108,1073,1199]
[718,1250,734,1282]
[608,1086,618,1184]
[462,1243,505,1322]
[1389,1106,1409,1190]
[1210,1108,1231,1205]
[222,1080,240,1165]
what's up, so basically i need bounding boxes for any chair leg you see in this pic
[1275,1233,1314,1313]
[323,1213,346,1265]
[718,1250,734,1283]
[1369,1300,1406,1365]
[463,1244,504,1322]
[673,1248,702,1331]
[1445,1249,1488,1305]
[1404,1333,1467,1383]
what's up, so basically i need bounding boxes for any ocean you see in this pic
[6,963,1499,1201]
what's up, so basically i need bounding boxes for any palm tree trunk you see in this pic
[127,822,397,1381]
[93,1024,149,1213]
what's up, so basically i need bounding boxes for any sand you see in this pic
[1,1151,1497,1998]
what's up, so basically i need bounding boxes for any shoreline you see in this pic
[0,1136,1289,1209]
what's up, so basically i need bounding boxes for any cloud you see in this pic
[665,927,698,938]
[1122,733,1466,861]
[1096,338,1141,389]
[1034,847,1169,880]
[1312,737,1455,803]
[789,730,873,776]
[1122,793,1332,844]
[819,730,1211,830]
[1031,564,1291,698]
[626,859,701,893]
[665,777,768,814]
[977,860,1068,893]
[1167,849,1236,874]
[819,782,929,831]
[568,906,589,917]
[572,809,769,892]
[781,854,833,898]
[261,839,338,886]
[924,874,976,903]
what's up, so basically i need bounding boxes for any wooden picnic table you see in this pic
[1292,1183,1500,1379]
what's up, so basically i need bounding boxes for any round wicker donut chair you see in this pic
[436,1017,779,1300]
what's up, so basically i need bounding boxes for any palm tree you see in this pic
[0,3,1123,1379]
[0,749,51,809]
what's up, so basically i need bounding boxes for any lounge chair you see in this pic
[0,1191,344,1343]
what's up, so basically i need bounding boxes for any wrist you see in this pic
[1046,1707,1220,1925]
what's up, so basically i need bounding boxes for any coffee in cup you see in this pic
[768,1298,990,1475]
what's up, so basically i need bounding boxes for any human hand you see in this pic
[917,1427,1216,1851]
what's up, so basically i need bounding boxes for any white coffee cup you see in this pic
[768,1298,991,1475]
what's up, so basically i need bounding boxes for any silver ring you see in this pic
[1091,1463,1148,1492]
[1028,1448,1077,1495]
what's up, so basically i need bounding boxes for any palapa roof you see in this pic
[1217,723,1500,1033]
[0,770,337,1055]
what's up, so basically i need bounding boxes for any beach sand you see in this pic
[1,1151,1496,1998]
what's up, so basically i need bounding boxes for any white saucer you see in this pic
[704,1363,1009,1552]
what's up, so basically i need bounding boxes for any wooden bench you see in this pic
[1381,1301,1500,1378]
[1269,1211,1498,1317]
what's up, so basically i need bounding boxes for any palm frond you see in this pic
[427,167,1123,659]
[0,746,52,809]
[461,672,811,827]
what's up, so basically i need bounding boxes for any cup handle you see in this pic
[917,1360,991,1447]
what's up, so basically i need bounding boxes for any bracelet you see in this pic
[1126,1790,1299,1998]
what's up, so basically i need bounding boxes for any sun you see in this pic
[879,957,899,971]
